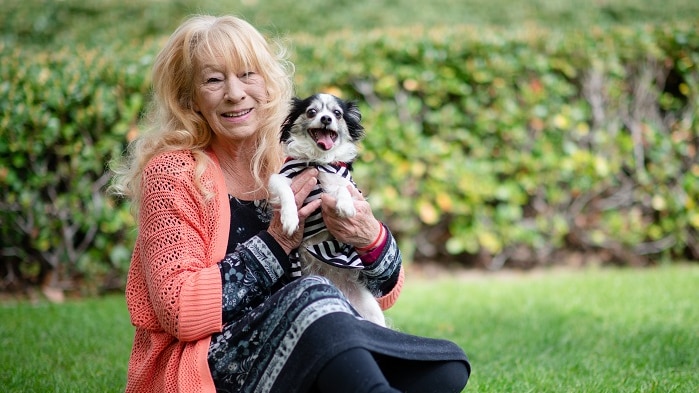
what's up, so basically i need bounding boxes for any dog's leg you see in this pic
[348,285,386,327]
[318,172,356,217]
[335,185,356,218]
[268,174,299,235]
[314,263,387,327]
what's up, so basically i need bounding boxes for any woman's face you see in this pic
[193,58,267,142]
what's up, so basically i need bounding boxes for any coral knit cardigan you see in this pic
[124,149,404,393]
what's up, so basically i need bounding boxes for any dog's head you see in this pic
[280,93,364,164]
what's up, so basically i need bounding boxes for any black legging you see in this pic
[315,347,469,393]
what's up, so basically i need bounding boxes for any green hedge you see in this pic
[1,22,698,293]
[290,23,699,267]
[0,40,158,293]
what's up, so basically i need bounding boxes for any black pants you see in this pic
[315,347,469,393]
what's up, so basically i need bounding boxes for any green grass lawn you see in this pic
[0,294,132,392]
[1,264,697,392]
[387,265,699,393]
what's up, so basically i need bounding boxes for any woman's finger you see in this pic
[347,185,365,201]
[290,168,318,193]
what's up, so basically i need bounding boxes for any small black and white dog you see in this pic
[268,93,386,326]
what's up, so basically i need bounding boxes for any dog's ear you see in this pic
[343,100,365,141]
[280,97,305,142]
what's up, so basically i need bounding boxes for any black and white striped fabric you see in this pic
[279,158,363,276]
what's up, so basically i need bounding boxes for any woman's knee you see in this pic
[429,360,469,393]
[381,358,470,393]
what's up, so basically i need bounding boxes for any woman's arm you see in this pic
[319,187,405,310]
[358,226,404,310]
[218,168,322,323]
[136,158,226,341]
[136,155,319,340]
[217,231,290,323]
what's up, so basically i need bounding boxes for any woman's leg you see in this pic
[376,355,470,393]
[209,276,359,393]
[316,348,400,393]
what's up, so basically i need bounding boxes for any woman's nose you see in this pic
[224,76,246,101]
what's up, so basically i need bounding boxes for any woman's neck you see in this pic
[211,139,265,200]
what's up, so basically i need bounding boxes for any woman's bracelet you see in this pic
[356,222,385,253]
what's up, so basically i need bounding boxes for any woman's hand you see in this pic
[268,168,321,254]
[320,186,382,251]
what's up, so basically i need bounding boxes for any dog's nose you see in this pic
[320,115,332,126]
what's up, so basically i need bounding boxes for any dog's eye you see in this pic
[333,109,342,119]
[307,108,317,117]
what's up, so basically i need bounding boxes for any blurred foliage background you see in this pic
[1,0,698,297]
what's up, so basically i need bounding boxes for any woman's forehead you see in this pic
[195,42,256,71]
[196,52,254,73]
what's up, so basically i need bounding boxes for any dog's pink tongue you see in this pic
[316,133,335,150]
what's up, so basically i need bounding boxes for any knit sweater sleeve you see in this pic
[135,152,223,342]
[360,226,404,310]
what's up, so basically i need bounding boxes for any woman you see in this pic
[110,14,470,393]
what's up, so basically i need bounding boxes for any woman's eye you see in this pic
[240,71,256,79]
[205,77,222,84]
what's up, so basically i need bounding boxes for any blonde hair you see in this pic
[110,15,292,214]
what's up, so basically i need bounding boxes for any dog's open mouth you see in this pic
[308,128,338,151]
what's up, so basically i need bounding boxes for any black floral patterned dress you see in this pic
[207,196,469,393]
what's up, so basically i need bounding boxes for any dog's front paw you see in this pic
[335,197,356,218]
[280,209,300,236]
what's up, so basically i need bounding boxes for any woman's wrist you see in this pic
[355,221,385,254]
[265,227,295,255]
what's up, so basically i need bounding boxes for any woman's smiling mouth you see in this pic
[222,108,252,118]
